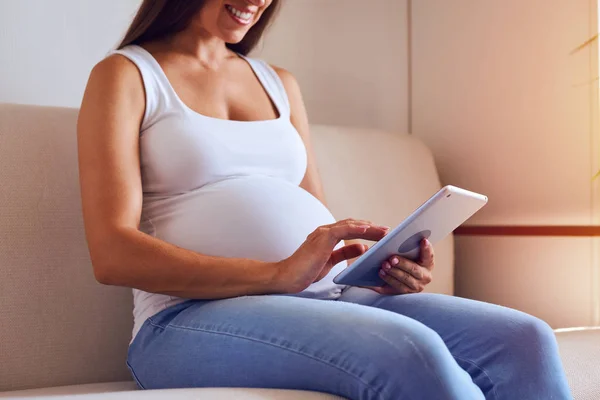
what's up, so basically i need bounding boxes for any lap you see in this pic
[127,290,563,399]
[151,294,432,340]
[128,295,456,393]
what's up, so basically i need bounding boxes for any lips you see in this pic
[225,4,255,25]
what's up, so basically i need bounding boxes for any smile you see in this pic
[225,5,254,25]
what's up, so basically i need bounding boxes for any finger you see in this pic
[335,220,390,239]
[388,256,424,280]
[322,219,371,229]
[363,225,390,239]
[329,224,388,242]
[329,243,368,266]
[338,218,375,226]
[378,269,415,294]
[331,219,390,232]
[419,238,435,269]
[382,261,421,291]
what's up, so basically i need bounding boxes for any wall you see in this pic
[3,0,593,328]
[258,0,410,134]
[0,0,141,108]
[411,0,600,328]
[0,0,410,135]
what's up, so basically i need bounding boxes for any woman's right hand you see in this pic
[275,219,389,294]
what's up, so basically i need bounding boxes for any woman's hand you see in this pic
[275,219,389,294]
[370,238,435,295]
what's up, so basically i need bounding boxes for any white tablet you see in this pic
[333,185,488,287]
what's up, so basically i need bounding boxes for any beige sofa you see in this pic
[0,103,596,399]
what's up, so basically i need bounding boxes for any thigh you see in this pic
[127,295,478,399]
[343,290,551,357]
[339,288,564,397]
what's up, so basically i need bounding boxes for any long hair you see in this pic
[118,0,281,55]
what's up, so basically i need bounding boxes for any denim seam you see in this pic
[452,354,498,400]
[147,319,385,400]
[126,360,147,390]
[147,314,163,326]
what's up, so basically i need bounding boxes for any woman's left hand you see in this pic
[370,238,435,295]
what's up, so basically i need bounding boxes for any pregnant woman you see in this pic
[77,0,572,398]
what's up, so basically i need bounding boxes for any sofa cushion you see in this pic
[556,327,600,400]
[0,382,342,399]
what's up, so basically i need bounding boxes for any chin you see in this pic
[222,31,247,45]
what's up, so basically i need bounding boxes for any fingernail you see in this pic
[383,262,391,270]
[379,269,386,276]
[390,258,399,266]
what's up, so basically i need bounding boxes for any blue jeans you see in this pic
[127,288,572,399]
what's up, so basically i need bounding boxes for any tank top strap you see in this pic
[106,46,292,126]
[239,56,291,118]
[106,45,178,132]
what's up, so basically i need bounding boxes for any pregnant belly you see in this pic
[141,176,338,262]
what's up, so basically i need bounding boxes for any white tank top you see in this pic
[107,45,346,340]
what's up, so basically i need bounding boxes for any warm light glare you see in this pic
[554,327,600,333]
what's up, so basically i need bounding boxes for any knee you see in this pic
[366,322,476,398]
[502,312,557,354]
[374,320,451,370]
[522,315,556,348]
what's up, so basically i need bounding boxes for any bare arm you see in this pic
[273,66,328,205]
[78,56,282,299]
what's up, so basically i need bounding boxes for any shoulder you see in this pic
[89,54,143,90]
[270,65,295,83]
[270,65,300,93]
[269,65,309,130]
[84,53,145,111]
[80,54,145,121]
[269,64,304,108]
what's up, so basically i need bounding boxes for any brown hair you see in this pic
[118,0,281,55]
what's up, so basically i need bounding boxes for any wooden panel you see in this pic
[455,236,594,328]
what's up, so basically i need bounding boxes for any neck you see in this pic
[167,26,232,69]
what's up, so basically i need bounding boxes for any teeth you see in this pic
[227,5,252,21]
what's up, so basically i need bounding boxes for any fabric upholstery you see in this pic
[0,104,133,392]
[556,328,600,400]
[0,382,138,398]
[0,382,342,399]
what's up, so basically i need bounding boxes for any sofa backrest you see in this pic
[0,104,133,392]
[0,104,452,392]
